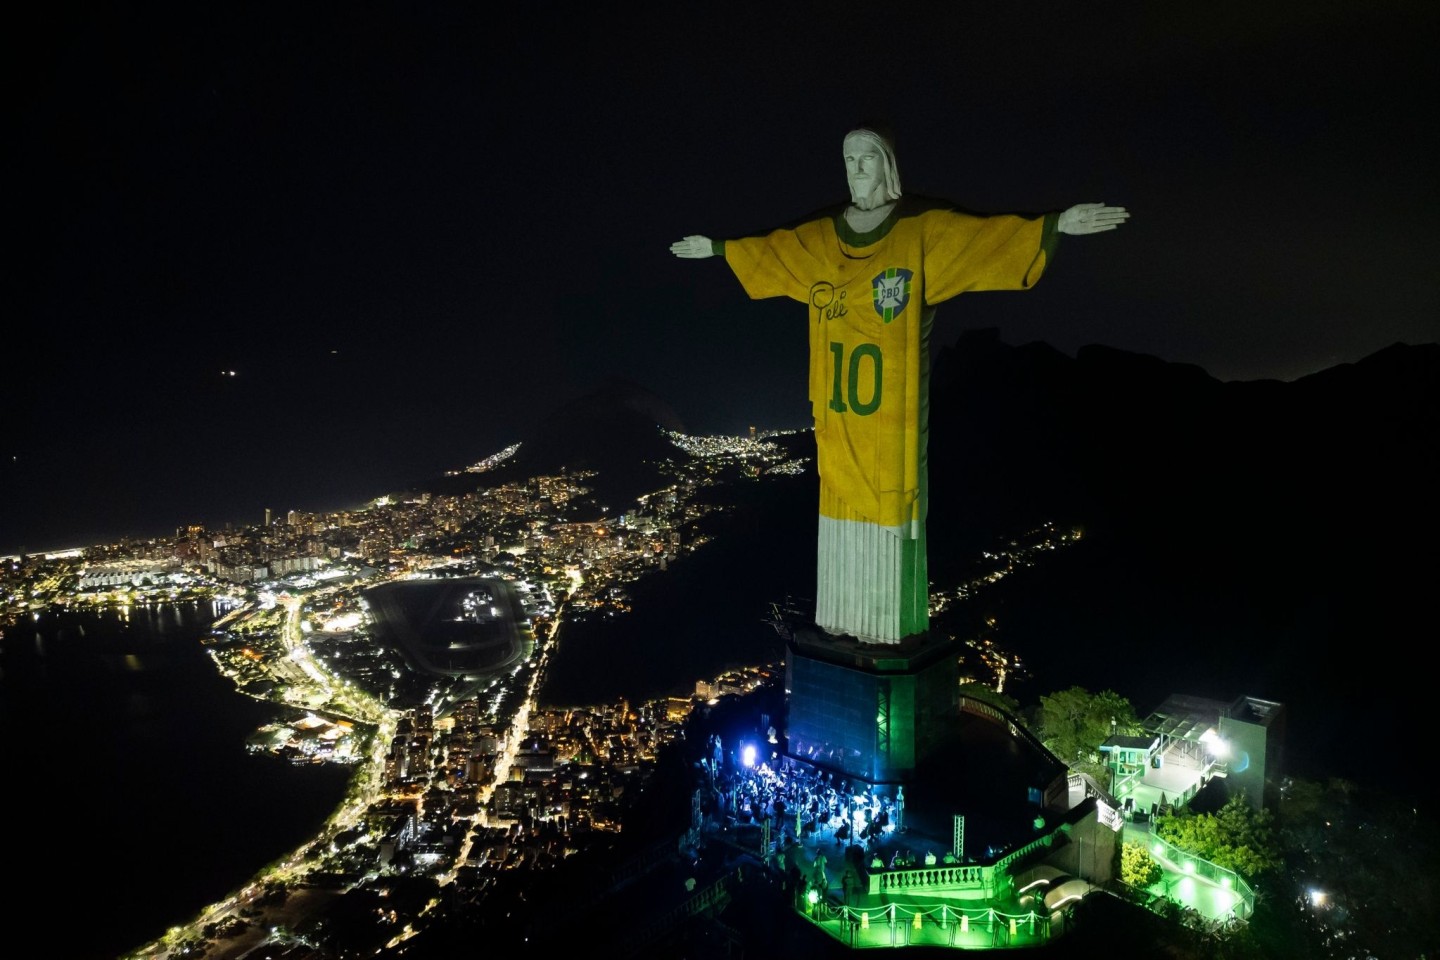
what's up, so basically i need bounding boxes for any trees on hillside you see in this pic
[1261,776,1439,959]
[1121,841,1163,889]
[1154,794,1282,881]
[1030,685,1141,784]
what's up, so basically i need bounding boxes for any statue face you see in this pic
[843,133,889,208]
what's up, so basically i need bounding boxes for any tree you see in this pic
[1030,686,1140,783]
[1121,841,1164,889]
[1154,795,1282,880]
[1263,775,1440,959]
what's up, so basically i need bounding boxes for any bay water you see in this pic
[0,601,353,960]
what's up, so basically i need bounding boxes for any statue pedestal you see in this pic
[784,623,960,786]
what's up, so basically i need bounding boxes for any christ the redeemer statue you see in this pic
[671,126,1128,645]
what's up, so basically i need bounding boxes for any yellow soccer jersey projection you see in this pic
[719,198,1059,642]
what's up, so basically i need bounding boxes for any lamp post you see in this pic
[1109,718,1118,796]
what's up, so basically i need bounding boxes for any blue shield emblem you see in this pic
[871,268,912,323]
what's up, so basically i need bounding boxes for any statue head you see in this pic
[843,126,902,210]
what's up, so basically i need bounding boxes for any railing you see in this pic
[1139,830,1256,921]
[622,873,734,956]
[958,697,1057,766]
[992,833,1056,875]
[960,695,1070,811]
[805,901,1054,949]
[871,862,994,898]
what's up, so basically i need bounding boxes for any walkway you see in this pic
[1122,821,1251,922]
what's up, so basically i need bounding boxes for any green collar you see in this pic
[834,202,901,247]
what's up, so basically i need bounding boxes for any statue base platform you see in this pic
[783,621,960,786]
[788,622,960,675]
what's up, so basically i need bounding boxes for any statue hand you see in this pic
[1058,203,1130,235]
[670,235,715,259]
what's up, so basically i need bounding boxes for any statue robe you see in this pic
[719,197,1059,643]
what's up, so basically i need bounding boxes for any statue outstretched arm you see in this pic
[1057,203,1130,235]
[670,235,716,259]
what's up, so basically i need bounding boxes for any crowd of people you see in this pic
[698,734,952,868]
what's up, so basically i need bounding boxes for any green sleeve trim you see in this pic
[1041,212,1060,264]
[713,239,726,257]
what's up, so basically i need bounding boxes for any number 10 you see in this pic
[828,341,883,416]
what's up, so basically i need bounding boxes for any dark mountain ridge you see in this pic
[411,337,1434,633]
[412,377,690,513]
[923,332,1436,786]
[413,336,1434,592]
[927,331,1436,574]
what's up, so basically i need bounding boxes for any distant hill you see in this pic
[410,378,691,515]
[921,330,1438,602]
[413,332,1435,617]
[922,332,1436,785]
[927,330,1437,575]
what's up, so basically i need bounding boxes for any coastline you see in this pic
[2,601,354,960]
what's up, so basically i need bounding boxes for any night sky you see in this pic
[9,1,1437,553]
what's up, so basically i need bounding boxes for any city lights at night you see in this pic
[5,3,1437,959]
